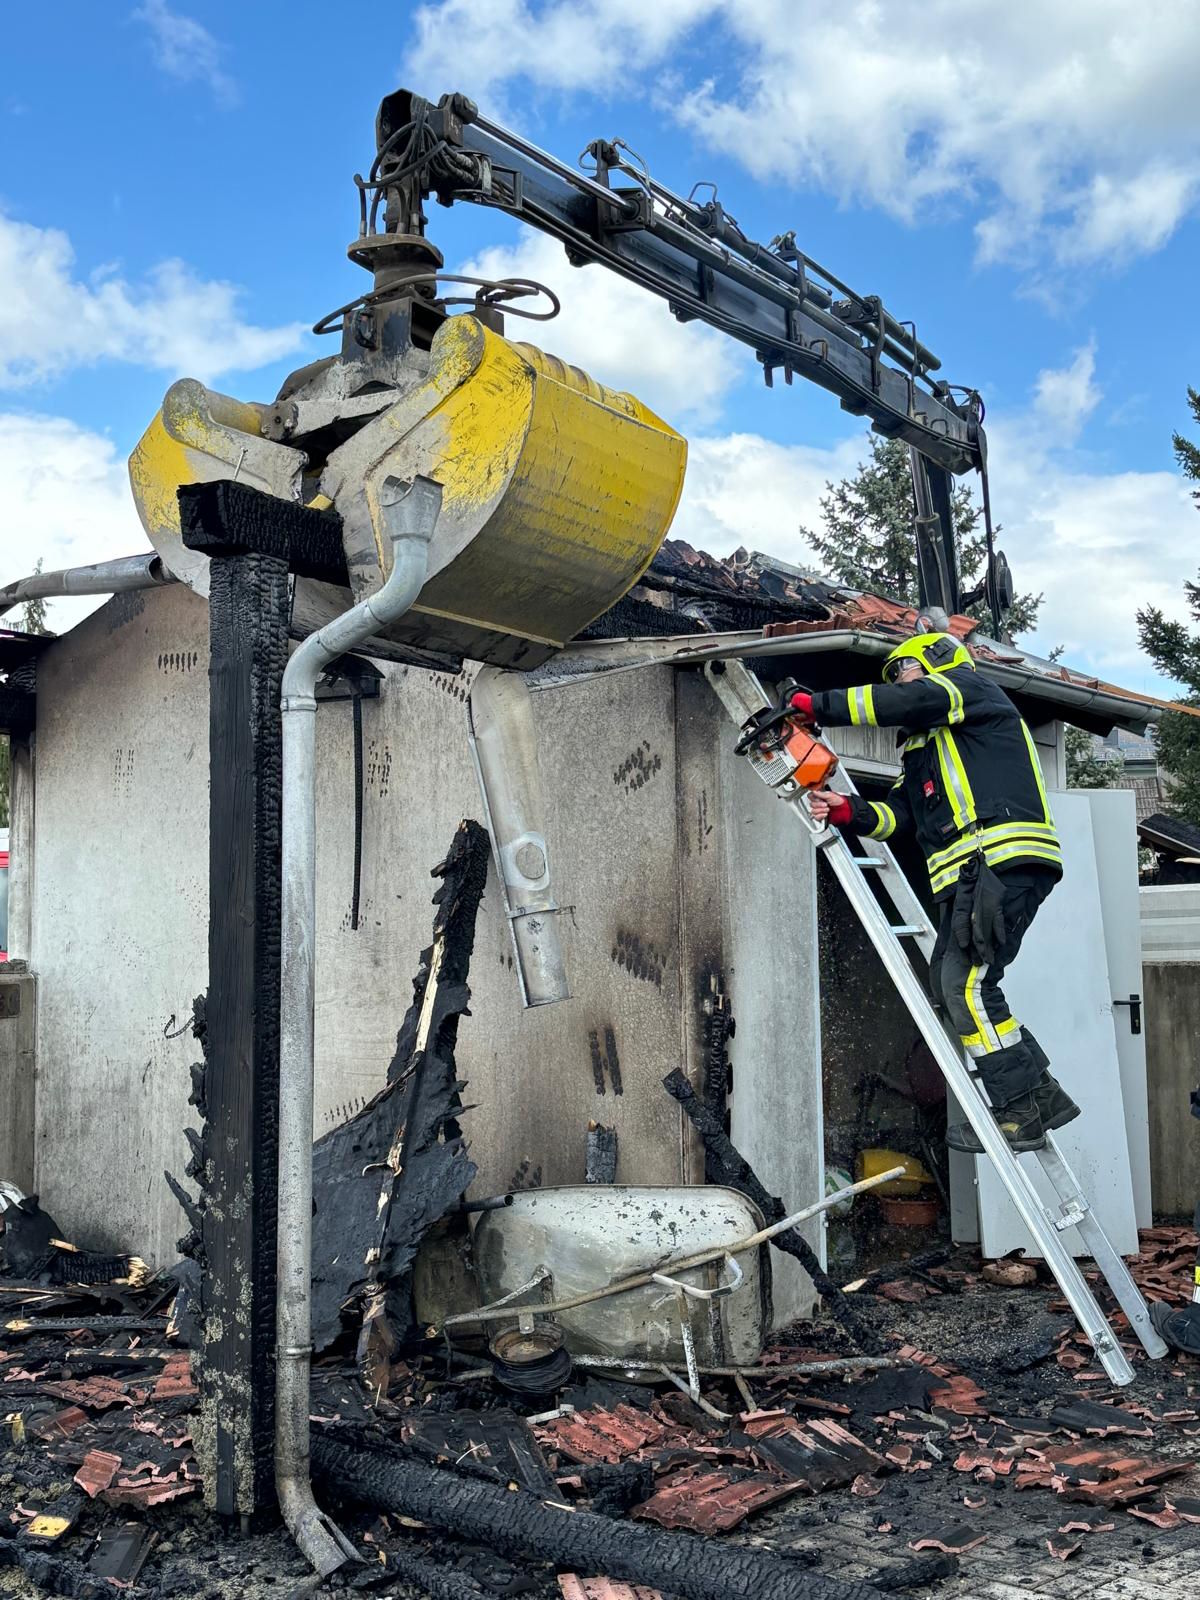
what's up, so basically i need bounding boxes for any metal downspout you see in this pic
[467,666,570,1006]
[276,474,442,1576]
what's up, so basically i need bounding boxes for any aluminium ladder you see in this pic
[706,657,1167,1386]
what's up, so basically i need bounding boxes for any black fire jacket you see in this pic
[812,666,1063,900]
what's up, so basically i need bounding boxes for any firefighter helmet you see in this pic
[882,631,974,684]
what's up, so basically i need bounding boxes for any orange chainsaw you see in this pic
[733,678,839,796]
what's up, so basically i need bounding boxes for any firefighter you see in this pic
[790,631,1081,1153]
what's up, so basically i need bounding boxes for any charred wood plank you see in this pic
[179,479,348,585]
[312,1435,886,1600]
[662,1069,884,1354]
[197,543,290,1515]
[310,822,487,1362]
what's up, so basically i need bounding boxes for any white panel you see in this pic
[1140,884,1200,962]
[974,793,1138,1259]
[1086,789,1152,1228]
[721,739,824,1326]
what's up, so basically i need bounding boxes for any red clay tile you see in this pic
[632,1464,802,1532]
[558,1580,663,1600]
[74,1449,123,1498]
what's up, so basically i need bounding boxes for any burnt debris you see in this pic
[312,820,489,1357]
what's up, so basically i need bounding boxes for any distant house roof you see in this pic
[1138,811,1200,859]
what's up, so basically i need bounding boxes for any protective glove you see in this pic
[951,855,979,952]
[809,789,852,826]
[969,857,1009,964]
[788,690,815,722]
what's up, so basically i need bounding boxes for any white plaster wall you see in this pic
[28,586,824,1305]
[31,584,210,1265]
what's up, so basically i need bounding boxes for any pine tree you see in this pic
[800,436,1042,636]
[1064,725,1123,789]
[1136,389,1200,825]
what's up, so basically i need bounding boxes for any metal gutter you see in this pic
[543,629,1163,734]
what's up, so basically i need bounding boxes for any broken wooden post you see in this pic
[176,481,347,1517]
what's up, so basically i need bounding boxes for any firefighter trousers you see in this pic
[929,870,1056,1107]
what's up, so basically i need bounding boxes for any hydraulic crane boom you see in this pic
[344,89,1002,622]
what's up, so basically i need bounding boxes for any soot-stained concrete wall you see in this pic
[27,587,824,1319]
[31,585,210,1266]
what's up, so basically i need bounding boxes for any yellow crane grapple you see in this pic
[129,313,686,670]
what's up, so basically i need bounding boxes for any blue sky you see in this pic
[3,2,1198,692]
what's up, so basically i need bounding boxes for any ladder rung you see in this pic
[853,857,887,868]
[889,924,925,937]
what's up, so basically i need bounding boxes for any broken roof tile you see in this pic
[74,1448,123,1498]
[102,1478,199,1509]
[632,1463,802,1533]
[1046,1534,1083,1561]
[908,1523,987,1554]
[28,1406,88,1440]
[558,1580,663,1600]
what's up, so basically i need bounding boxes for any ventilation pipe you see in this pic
[467,666,569,1006]
[0,553,175,617]
[276,473,442,1575]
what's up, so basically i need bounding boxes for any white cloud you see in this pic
[133,0,237,105]
[406,0,717,110]
[460,231,749,423]
[0,213,309,387]
[1032,340,1100,443]
[406,1,1200,269]
[0,413,145,635]
[665,346,1196,691]
[670,431,864,558]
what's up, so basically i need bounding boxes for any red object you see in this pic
[75,1450,123,1498]
[825,794,853,826]
[787,691,814,720]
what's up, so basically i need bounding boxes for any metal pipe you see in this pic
[572,1353,905,1379]
[466,667,569,1006]
[0,553,175,617]
[275,473,442,1577]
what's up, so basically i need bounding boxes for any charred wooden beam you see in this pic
[312,1435,886,1600]
[662,1069,884,1354]
[179,479,347,585]
[193,529,290,1516]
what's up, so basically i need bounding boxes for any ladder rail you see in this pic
[707,658,1161,1384]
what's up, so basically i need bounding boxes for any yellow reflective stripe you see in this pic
[866,802,897,839]
[903,732,928,752]
[926,820,1060,871]
[1020,721,1055,827]
[928,840,1064,893]
[964,964,1002,1052]
[933,729,976,829]
[941,730,977,823]
[995,1016,1022,1039]
[847,685,879,727]
[984,842,1063,870]
[931,673,965,725]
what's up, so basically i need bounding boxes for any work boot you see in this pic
[1032,1070,1081,1132]
[946,1091,1045,1155]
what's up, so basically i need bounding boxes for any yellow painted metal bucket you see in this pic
[128,315,687,670]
